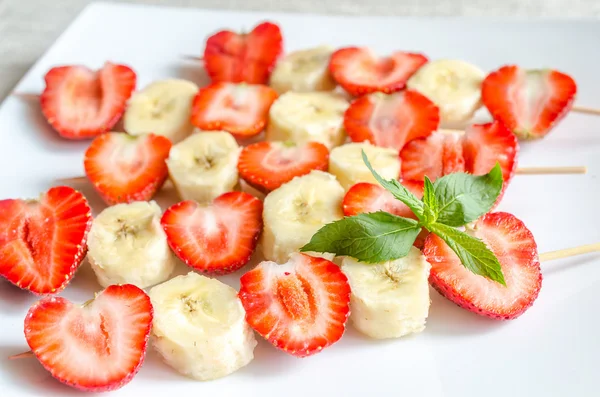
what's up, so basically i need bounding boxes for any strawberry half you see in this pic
[24,284,153,391]
[423,212,542,320]
[239,253,351,357]
[84,132,172,205]
[463,121,519,184]
[344,90,440,151]
[203,21,283,84]
[481,65,577,139]
[238,141,329,192]
[401,122,517,185]
[161,192,262,274]
[343,180,424,219]
[400,131,465,182]
[329,48,428,96]
[190,82,278,138]
[0,186,91,294]
[40,62,136,139]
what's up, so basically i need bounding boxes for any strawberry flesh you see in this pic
[400,131,465,182]
[40,62,136,139]
[84,132,172,205]
[342,181,424,219]
[344,90,440,151]
[481,65,577,139]
[161,192,263,274]
[239,253,351,357]
[329,48,428,96]
[238,141,329,192]
[0,186,91,294]
[204,21,283,84]
[423,212,542,320]
[24,284,153,391]
[190,82,278,138]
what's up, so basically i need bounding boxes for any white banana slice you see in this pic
[149,272,257,381]
[341,247,431,339]
[329,142,401,190]
[166,130,241,204]
[262,170,344,263]
[269,46,337,94]
[124,79,199,143]
[407,59,485,125]
[87,201,176,289]
[266,91,349,149]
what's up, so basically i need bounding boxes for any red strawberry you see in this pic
[40,62,136,139]
[344,90,440,151]
[329,48,427,96]
[342,180,424,219]
[203,21,283,84]
[463,121,519,184]
[161,192,262,274]
[190,82,278,138]
[481,65,577,139]
[423,212,542,320]
[239,253,351,357]
[24,284,153,391]
[238,141,329,192]
[400,131,465,182]
[0,186,91,294]
[84,132,172,205]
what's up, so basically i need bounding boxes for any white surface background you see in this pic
[1,0,600,100]
[0,2,599,396]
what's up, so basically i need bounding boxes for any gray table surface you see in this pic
[1,0,599,101]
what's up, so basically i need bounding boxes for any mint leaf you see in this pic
[300,211,422,263]
[433,163,503,227]
[429,222,506,286]
[422,176,438,225]
[362,150,424,220]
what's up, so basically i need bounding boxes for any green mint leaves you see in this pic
[300,151,506,285]
[302,212,422,263]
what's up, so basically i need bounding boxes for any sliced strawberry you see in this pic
[329,48,427,96]
[0,186,91,294]
[423,212,542,320]
[481,65,577,139]
[463,121,519,184]
[342,180,424,219]
[84,132,171,205]
[239,253,350,357]
[161,192,262,274]
[40,62,136,139]
[344,90,440,151]
[204,21,283,84]
[24,284,153,391]
[238,141,329,192]
[400,131,465,182]
[190,82,278,138]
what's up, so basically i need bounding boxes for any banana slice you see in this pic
[341,247,431,339]
[166,130,241,204]
[124,79,199,143]
[407,59,485,126]
[266,91,349,149]
[149,272,257,381]
[262,170,344,263]
[87,201,176,289]
[329,142,401,190]
[269,46,337,94]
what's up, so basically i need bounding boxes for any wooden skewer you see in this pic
[12,92,39,101]
[539,243,600,262]
[515,166,587,175]
[8,351,34,360]
[571,105,600,116]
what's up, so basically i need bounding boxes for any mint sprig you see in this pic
[300,151,506,285]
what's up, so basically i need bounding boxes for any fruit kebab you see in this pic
[298,152,600,339]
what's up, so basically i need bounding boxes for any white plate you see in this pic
[1,2,600,396]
